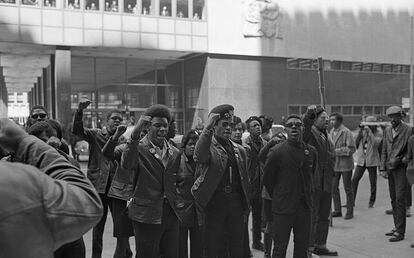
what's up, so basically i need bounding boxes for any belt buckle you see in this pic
[224,185,232,194]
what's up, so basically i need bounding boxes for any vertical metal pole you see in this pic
[317,57,326,109]
[410,16,414,125]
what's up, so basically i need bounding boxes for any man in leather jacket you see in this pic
[192,104,250,258]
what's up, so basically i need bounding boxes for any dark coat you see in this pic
[72,110,113,194]
[263,141,318,215]
[381,122,412,171]
[176,152,197,227]
[244,135,267,200]
[120,136,183,224]
[303,115,335,193]
[192,129,250,224]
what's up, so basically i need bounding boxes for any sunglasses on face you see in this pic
[152,123,168,128]
[31,113,47,119]
[220,121,235,128]
[285,122,303,128]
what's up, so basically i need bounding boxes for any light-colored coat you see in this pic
[355,128,382,167]
[329,124,356,172]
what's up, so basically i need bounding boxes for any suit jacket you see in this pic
[263,141,318,215]
[303,115,335,192]
[244,135,267,200]
[192,129,250,223]
[329,124,356,172]
[120,135,183,224]
[355,128,382,167]
[72,110,112,194]
[381,123,412,171]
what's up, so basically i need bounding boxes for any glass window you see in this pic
[193,0,204,19]
[125,0,138,13]
[142,0,154,15]
[0,0,16,4]
[177,0,188,18]
[343,106,352,115]
[105,0,118,12]
[67,0,80,9]
[300,106,307,114]
[353,106,362,115]
[363,106,373,115]
[85,0,99,10]
[374,106,383,115]
[160,0,171,16]
[44,0,56,7]
[22,0,39,6]
[127,86,156,109]
[331,106,341,114]
[288,106,300,115]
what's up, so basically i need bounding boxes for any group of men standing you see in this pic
[17,98,414,258]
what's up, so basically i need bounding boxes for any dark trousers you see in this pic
[406,182,412,208]
[92,194,133,258]
[250,198,263,244]
[309,190,332,247]
[132,202,179,258]
[54,237,85,258]
[351,165,377,205]
[388,167,407,235]
[332,171,354,212]
[179,225,203,258]
[273,200,311,258]
[205,192,246,258]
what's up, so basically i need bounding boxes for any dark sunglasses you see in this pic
[31,113,47,119]
[285,122,303,128]
[220,121,235,128]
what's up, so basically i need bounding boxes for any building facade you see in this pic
[0,0,412,131]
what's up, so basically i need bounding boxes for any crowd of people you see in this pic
[1,99,414,258]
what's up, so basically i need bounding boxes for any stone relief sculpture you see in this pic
[243,0,283,38]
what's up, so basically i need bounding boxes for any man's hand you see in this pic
[78,98,91,111]
[131,115,151,140]
[205,113,221,130]
[113,124,127,141]
[46,136,62,150]
[380,170,388,179]
[0,118,27,153]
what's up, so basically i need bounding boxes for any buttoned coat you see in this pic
[328,124,356,172]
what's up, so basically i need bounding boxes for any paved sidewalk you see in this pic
[81,162,414,258]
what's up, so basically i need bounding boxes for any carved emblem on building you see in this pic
[243,0,283,39]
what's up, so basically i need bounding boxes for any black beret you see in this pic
[245,116,262,127]
[210,104,234,119]
[144,104,171,122]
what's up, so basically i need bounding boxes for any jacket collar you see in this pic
[330,124,346,145]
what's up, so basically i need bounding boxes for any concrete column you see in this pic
[44,66,53,116]
[0,69,8,118]
[33,83,38,105]
[37,77,44,107]
[54,48,72,132]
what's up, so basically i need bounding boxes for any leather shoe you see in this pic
[385,209,393,215]
[313,247,338,256]
[389,233,404,242]
[385,229,396,236]
[331,211,342,217]
[344,213,353,220]
[368,202,374,208]
[410,242,414,248]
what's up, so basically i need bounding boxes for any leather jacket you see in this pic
[120,136,184,224]
[192,129,250,223]
[72,110,114,194]
[244,135,267,200]
[0,136,102,258]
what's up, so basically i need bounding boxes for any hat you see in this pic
[386,106,403,116]
[144,104,171,122]
[245,116,262,127]
[210,104,234,119]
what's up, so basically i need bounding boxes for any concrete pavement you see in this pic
[80,161,414,258]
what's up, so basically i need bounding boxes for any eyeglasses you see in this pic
[285,122,303,128]
[220,121,235,128]
[31,113,47,119]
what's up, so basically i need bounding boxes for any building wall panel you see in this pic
[42,10,63,27]
[103,14,121,31]
[64,11,83,28]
